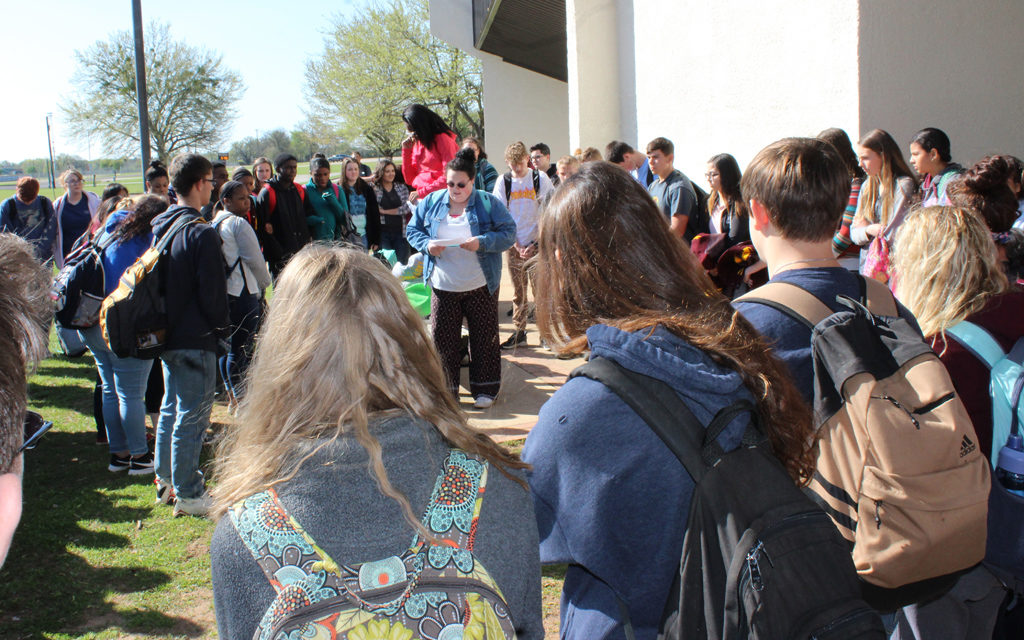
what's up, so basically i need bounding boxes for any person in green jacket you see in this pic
[306,154,353,242]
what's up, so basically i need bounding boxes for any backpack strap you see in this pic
[503,173,512,207]
[213,216,248,292]
[737,274,897,329]
[415,450,490,572]
[94,227,122,253]
[263,184,276,214]
[569,357,761,483]
[945,321,1005,370]
[296,183,306,203]
[229,488,330,593]
[532,169,540,195]
[735,281,833,330]
[936,170,957,201]
[156,210,199,253]
[860,275,899,317]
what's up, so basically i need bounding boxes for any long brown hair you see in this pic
[534,162,816,482]
[211,246,527,523]
[855,129,917,228]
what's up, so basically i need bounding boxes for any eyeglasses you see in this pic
[20,411,52,453]
[65,178,82,185]
[447,181,469,189]
[705,172,719,179]
[530,155,545,162]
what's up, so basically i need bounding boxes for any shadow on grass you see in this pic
[34,356,98,383]
[0,429,205,638]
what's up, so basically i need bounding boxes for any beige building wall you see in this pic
[858,0,1024,167]
[631,0,861,182]
[434,0,1024,187]
[429,0,570,162]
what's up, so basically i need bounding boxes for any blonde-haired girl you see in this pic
[892,206,1017,640]
[851,129,917,281]
[54,168,100,267]
[210,245,541,640]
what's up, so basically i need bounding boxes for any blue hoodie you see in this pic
[522,324,751,640]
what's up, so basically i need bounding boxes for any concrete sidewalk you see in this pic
[457,255,583,442]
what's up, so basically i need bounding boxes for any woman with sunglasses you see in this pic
[406,147,516,409]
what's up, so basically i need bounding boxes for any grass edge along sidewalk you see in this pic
[2,338,565,639]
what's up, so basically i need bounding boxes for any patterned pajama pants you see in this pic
[431,286,502,400]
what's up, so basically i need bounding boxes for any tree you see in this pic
[304,0,483,157]
[60,22,244,163]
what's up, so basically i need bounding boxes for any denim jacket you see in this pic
[406,188,516,293]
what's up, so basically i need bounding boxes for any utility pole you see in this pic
[132,0,152,169]
[45,113,56,190]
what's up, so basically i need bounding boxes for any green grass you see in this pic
[1,334,563,639]
[0,332,217,639]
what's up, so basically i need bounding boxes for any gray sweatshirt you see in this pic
[211,413,543,639]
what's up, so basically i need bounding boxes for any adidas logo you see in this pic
[960,435,976,458]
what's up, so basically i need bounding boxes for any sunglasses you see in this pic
[20,411,52,453]
[447,181,469,189]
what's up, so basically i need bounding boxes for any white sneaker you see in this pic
[173,492,211,518]
[473,395,495,409]
[154,478,175,505]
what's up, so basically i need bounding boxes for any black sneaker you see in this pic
[128,451,155,476]
[108,453,131,472]
[501,331,527,349]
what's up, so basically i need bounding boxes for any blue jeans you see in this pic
[156,349,215,499]
[380,224,411,263]
[218,293,261,400]
[80,325,153,456]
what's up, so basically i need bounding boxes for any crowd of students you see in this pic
[2,104,1023,639]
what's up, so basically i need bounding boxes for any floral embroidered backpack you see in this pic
[230,450,516,640]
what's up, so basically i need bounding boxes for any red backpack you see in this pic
[261,182,307,214]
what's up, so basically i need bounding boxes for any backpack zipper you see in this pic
[912,392,955,416]
[874,500,883,529]
[736,511,827,598]
[267,575,509,636]
[870,395,920,429]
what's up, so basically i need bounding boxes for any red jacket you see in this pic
[931,289,1024,461]
[402,131,458,198]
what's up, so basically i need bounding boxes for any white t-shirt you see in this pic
[429,213,486,292]
[493,170,553,245]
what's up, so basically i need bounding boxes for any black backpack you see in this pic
[502,169,541,207]
[689,180,711,236]
[52,229,120,329]
[570,357,884,640]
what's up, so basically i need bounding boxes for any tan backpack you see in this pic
[738,277,990,608]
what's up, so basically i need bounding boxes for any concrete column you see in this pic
[567,0,637,152]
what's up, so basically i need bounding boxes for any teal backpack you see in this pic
[945,321,1024,464]
[946,321,1024,581]
[230,450,517,640]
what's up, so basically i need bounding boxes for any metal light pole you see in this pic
[132,0,152,168]
[45,113,56,189]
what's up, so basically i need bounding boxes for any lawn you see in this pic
[1,334,565,639]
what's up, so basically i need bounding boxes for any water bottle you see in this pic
[995,432,1024,498]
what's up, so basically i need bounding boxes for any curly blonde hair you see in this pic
[211,245,526,523]
[893,206,1008,337]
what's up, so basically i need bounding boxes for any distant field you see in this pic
[0,173,147,201]
[0,159,394,202]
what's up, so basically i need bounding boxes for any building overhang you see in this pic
[473,0,568,82]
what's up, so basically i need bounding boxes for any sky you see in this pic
[2,0,371,163]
